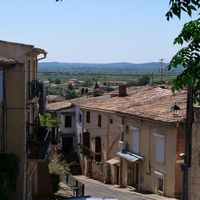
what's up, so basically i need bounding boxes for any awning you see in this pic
[154,171,164,178]
[116,151,143,162]
[106,158,120,165]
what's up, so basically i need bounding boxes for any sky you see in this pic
[0,0,196,63]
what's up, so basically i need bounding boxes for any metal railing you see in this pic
[27,128,51,161]
[63,172,84,197]
[79,144,101,162]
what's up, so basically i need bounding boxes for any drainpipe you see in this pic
[119,117,125,187]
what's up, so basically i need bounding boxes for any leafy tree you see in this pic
[94,81,99,89]
[138,75,150,86]
[54,78,61,84]
[68,83,73,90]
[166,0,200,103]
[166,0,200,20]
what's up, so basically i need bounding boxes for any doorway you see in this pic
[133,163,139,189]
[62,137,73,153]
[115,165,120,185]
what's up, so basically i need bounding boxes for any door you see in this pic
[62,137,73,153]
[115,165,120,185]
[133,163,139,189]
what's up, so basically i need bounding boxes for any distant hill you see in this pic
[38,62,181,74]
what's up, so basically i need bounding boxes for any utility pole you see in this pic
[160,58,164,82]
[183,85,193,200]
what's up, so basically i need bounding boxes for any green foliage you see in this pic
[68,83,73,90]
[138,75,151,86]
[40,113,61,128]
[47,86,64,96]
[49,155,70,192]
[0,153,19,200]
[166,0,200,20]
[54,79,62,84]
[49,157,69,175]
[168,18,200,103]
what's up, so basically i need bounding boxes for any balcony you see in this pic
[27,141,51,161]
[28,80,40,100]
[27,128,51,162]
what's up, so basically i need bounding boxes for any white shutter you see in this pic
[131,127,140,154]
[154,133,165,163]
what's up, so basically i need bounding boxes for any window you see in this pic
[98,115,102,127]
[86,111,90,123]
[130,127,140,154]
[109,119,113,124]
[82,132,90,155]
[154,133,165,163]
[154,171,164,193]
[79,114,82,123]
[158,177,164,192]
[95,136,101,161]
[65,116,72,128]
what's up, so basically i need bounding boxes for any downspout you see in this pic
[37,52,47,62]
[119,117,124,187]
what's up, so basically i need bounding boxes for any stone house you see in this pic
[47,100,83,154]
[0,40,53,200]
[74,85,187,198]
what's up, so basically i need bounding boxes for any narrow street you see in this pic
[74,175,175,200]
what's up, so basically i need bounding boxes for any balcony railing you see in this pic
[27,141,51,161]
[60,172,84,197]
[27,128,51,161]
[28,80,39,100]
[79,144,101,162]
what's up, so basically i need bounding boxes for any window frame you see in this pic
[130,126,140,154]
[154,171,164,194]
[98,114,102,127]
[86,111,90,123]
[154,133,165,164]
[64,115,72,128]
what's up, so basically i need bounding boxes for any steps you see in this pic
[64,152,82,175]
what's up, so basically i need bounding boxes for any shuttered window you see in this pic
[154,133,165,163]
[130,127,140,154]
[65,116,72,128]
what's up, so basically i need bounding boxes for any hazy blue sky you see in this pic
[0,0,195,63]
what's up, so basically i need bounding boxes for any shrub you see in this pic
[49,155,69,193]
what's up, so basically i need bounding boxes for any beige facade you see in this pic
[0,40,52,200]
[75,86,186,198]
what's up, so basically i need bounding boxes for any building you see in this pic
[73,85,186,198]
[47,100,83,155]
[0,40,53,200]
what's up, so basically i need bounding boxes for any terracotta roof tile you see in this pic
[46,101,72,111]
[73,86,187,123]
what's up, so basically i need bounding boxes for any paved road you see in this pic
[74,175,149,200]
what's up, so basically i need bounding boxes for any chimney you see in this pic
[118,84,127,97]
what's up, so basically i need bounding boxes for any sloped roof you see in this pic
[46,101,72,112]
[72,86,187,123]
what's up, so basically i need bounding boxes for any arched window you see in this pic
[95,136,101,162]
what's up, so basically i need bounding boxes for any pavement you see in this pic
[72,175,178,200]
